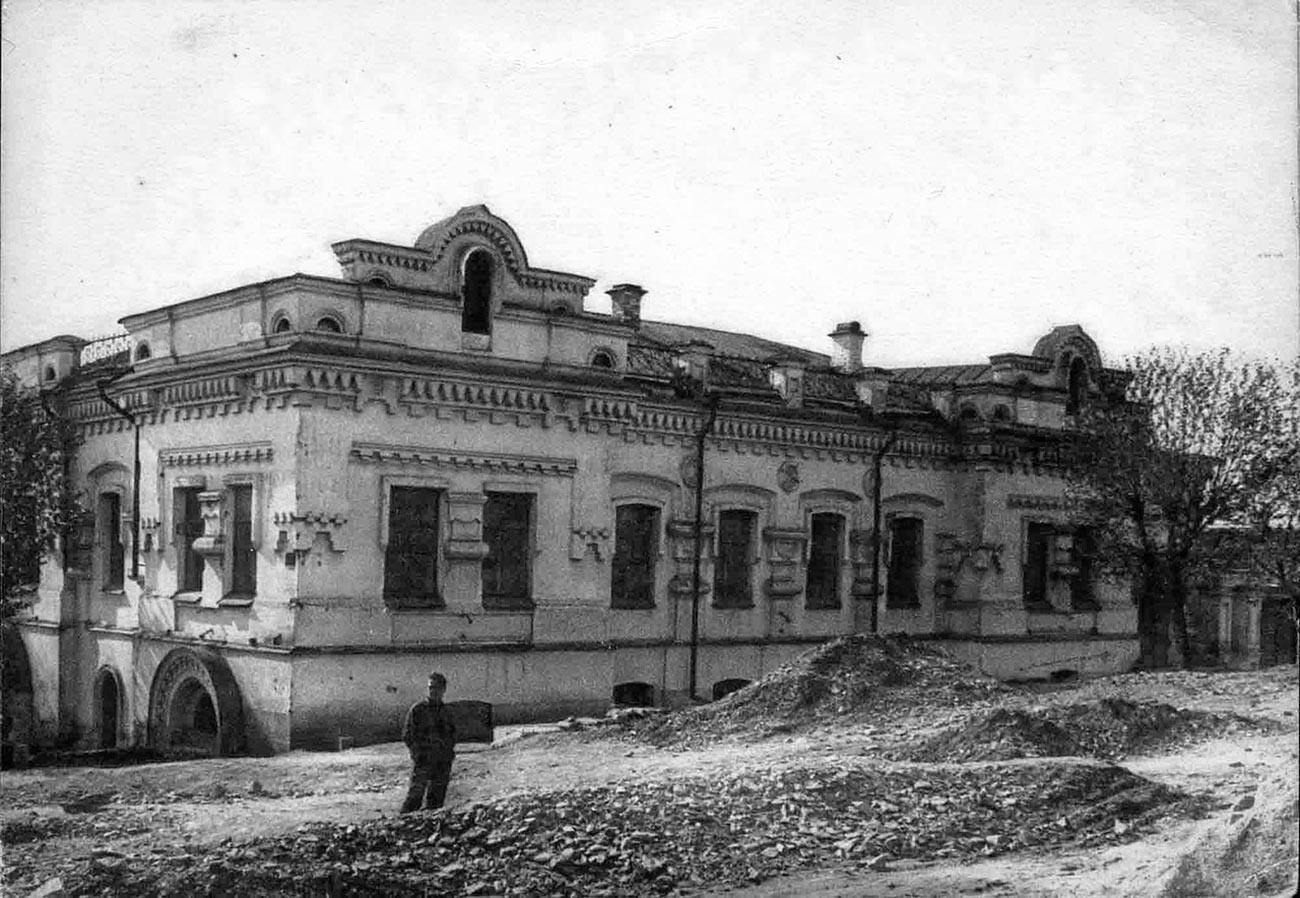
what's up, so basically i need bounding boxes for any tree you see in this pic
[1,368,76,620]
[1067,348,1298,668]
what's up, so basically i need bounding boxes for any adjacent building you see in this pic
[3,205,1138,756]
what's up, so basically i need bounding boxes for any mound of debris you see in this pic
[900,699,1279,762]
[620,635,1010,748]
[15,759,1199,898]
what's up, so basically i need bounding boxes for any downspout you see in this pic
[97,377,141,582]
[688,394,721,702]
[868,428,900,634]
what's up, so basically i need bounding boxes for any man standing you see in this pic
[400,671,457,813]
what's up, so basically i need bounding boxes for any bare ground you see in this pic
[2,663,1296,897]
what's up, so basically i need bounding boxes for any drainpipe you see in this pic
[868,428,900,634]
[97,378,141,582]
[688,394,721,702]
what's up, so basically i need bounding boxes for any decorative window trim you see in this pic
[314,314,345,334]
[882,492,944,509]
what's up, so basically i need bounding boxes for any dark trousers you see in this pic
[401,755,453,813]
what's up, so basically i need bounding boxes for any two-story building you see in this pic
[3,205,1137,756]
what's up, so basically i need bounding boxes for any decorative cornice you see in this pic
[350,442,578,477]
[161,442,274,468]
[1006,493,1066,510]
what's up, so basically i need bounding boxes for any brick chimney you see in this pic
[608,284,646,327]
[829,321,865,372]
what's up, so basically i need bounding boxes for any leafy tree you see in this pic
[1,367,76,620]
[1067,348,1298,668]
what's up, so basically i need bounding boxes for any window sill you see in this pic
[172,592,203,605]
[218,595,255,608]
[385,600,446,612]
[805,603,843,612]
[712,603,755,611]
[885,602,922,610]
[611,602,657,611]
[482,598,535,612]
[101,588,127,597]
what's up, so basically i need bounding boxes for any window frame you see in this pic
[461,248,494,336]
[885,514,925,608]
[379,475,450,609]
[481,490,536,610]
[97,489,126,592]
[805,511,846,610]
[1069,525,1099,610]
[171,482,206,596]
[611,502,662,609]
[1021,519,1056,609]
[713,508,758,609]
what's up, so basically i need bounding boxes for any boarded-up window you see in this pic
[383,487,441,605]
[176,488,204,593]
[230,485,256,596]
[806,513,843,609]
[886,517,923,607]
[462,250,493,335]
[483,492,533,608]
[713,510,756,608]
[1023,522,1054,607]
[612,504,659,609]
[100,492,124,590]
[1071,526,1098,609]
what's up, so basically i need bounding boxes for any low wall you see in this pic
[936,634,1140,680]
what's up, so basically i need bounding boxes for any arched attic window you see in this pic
[461,250,493,335]
[272,316,292,334]
[1066,357,1088,415]
[315,316,343,334]
[44,365,57,382]
[135,343,151,361]
[591,350,615,369]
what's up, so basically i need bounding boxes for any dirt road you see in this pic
[2,664,1295,897]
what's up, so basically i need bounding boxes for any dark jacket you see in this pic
[402,699,457,760]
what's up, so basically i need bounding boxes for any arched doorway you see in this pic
[147,648,246,756]
[95,668,122,749]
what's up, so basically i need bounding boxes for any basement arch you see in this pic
[94,666,125,749]
[147,647,246,756]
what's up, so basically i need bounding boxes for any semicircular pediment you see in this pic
[414,204,530,276]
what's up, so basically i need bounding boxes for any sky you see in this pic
[1,0,1296,369]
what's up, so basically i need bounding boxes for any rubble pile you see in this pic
[620,636,1010,748]
[14,759,1197,898]
[901,698,1279,762]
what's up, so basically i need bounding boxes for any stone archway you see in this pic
[147,647,246,756]
[94,667,124,749]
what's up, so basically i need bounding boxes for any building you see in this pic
[3,205,1138,757]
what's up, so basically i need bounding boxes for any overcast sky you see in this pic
[2,0,1296,368]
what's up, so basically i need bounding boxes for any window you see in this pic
[591,350,615,369]
[713,510,756,608]
[44,366,57,382]
[175,488,204,593]
[1071,526,1098,609]
[1023,522,1054,607]
[611,504,659,608]
[612,682,655,707]
[482,492,533,608]
[886,517,923,607]
[1066,358,1088,415]
[806,513,843,609]
[272,316,292,334]
[462,250,493,335]
[993,404,1012,423]
[315,316,342,333]
[229,485,256,596]
[383,487,441,606]
[712,678,751,700]
[100,492,125,590]
[135,343,151,361]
